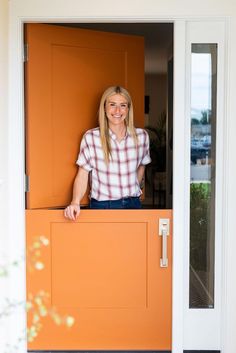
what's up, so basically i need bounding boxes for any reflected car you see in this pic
[191,137,211,164]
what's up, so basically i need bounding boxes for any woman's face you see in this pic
[105,94,129,128]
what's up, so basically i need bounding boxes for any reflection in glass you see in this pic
[189,44,217,308]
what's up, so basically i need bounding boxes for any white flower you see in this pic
[35,261,44,270]
[66,316,75,327]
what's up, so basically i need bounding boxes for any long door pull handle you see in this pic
[159,218,170,268]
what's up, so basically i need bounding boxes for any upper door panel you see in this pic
[25,24,144,209]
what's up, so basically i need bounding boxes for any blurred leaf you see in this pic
[0,266,8,277]
[52,313,62,325]
[35,250,41,257]
[33,314,40,323]
[34,296,42,306]
[33,241,41,249]
[39,306,48,317]
[26,301,33,311]
[39,235,49,246]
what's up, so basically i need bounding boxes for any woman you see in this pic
[64,86,151,220]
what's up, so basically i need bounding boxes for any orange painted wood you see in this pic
[25,24,144,209]
[26,209,172,350]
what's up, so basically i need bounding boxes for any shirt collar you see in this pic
[108,128,130,141]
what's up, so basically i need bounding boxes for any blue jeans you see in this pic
[90,197,142,209]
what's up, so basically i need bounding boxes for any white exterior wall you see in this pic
[0,0,9,349]
[0,3,8,239]
[0,0,9,251]
[1,1,236,352]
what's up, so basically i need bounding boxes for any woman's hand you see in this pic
[64,203,80,221]
[64,167,89,221]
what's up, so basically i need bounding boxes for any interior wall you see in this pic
[144,74,168,207]
[145,74,167,127]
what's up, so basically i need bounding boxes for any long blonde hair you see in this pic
[99,86,138,163]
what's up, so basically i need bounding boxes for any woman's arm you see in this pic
[137,165,145,187]
[64,167,89,220]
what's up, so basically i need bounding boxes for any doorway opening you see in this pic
[24,21,174,351]
[50,22,174,210]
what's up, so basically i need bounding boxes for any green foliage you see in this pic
[200,109,212,125]
[1,235,75,349]
[27,289,75,342]
[191,118,200,125]
[26,235,75,342]
[190,183,211,271]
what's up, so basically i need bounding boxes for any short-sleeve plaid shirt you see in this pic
[76,127,151,201]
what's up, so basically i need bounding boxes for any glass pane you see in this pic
[189,44,217,308]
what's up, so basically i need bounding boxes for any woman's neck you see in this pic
[109,123,127,142]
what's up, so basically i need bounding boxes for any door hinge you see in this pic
[23,44,29,62]
[25,174,30,192]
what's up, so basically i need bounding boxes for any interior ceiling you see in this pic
[56,23,173,75]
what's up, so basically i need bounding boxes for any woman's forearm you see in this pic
[71,167,89,205]
[137,165,145,185]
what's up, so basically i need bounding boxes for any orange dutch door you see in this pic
[25,23,172,351]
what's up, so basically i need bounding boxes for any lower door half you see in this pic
[26,209,172,351]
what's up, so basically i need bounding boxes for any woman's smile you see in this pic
[105,94,128,127]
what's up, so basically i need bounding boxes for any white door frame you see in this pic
[7,14,227,353]
[183,20,227,350]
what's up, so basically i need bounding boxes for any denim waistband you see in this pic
[91,196,139,202]
[90,196,141,209]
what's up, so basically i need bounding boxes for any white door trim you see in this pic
[183,20,227,350]
[7,13,227,353]
[172,19,186,353]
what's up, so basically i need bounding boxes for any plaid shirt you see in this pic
[76,127,151,201]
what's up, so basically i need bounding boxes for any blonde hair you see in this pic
[99,86,138,163]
